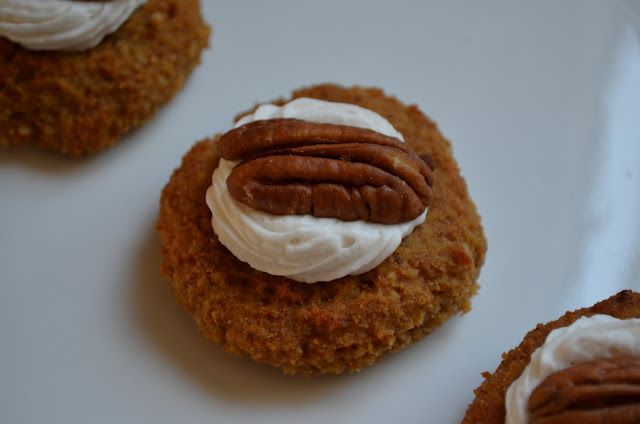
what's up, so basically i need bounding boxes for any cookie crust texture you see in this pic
[462,290,640,423]
[157,84,487,376]
[0,0,210,156]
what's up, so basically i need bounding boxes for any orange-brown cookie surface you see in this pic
[462,290,640,423]
[157,84,487,375]
[0,0,210,156]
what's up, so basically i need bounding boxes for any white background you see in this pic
[1,1,640,423]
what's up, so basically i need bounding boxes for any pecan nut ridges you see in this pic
[218,118,434,224]
[528,356,640,424]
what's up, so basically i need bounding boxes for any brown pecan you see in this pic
[218,119,433,224]
[528,356,640,424]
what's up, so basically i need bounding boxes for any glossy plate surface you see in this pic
[1,1,639,423]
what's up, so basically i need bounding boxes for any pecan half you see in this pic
[219,118,433,224]
[528,356,640,424]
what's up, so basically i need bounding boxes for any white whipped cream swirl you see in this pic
[205,98,427,283]
[0,0,145,51]
[505,314,640,424]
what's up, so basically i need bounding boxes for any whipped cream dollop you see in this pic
[505,314,640,424]
[206,98,426,283]
[0,0,145,51]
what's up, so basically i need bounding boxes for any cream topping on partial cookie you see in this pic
[505,314,640,424]
[0,0,145,51]
[206,98,427,283]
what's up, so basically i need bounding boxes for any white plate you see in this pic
[2,1,639,423]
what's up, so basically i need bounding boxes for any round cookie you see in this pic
[462,290,640,423]
[157,84,487,375]
[0,0,210,156]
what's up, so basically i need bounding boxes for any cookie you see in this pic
[462,290,640,423]
[0,0,210,156]
[157,84,486,375]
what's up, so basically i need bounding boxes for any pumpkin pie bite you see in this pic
[0,0,210,155]
[462,290,640,423]
[157,84,486,375]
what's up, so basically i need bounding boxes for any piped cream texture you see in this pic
[0,0,145,51]
[505,314,640,424]
[206,98,427,283]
